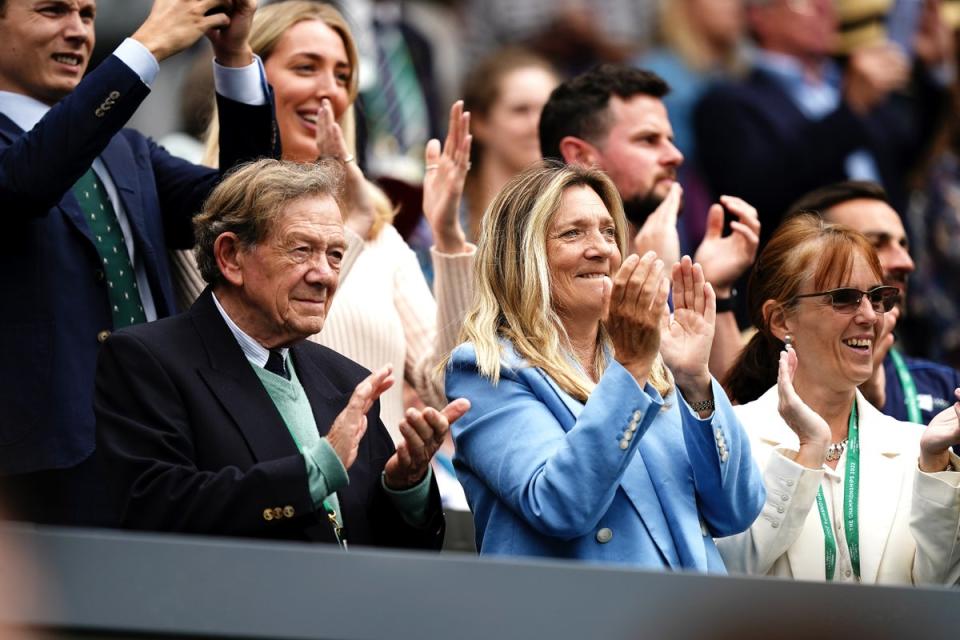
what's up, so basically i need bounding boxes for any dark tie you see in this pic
[72,168,146,328]
[265,350,289,380]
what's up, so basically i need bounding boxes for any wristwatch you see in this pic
[715,288,738,313]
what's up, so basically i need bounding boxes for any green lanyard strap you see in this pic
[814,401,861,581]
[889,348,922,424]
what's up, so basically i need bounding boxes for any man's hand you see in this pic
[633,182,681,267]
[383,399,471,490]
[327,366,394,470]
[859,305,899,408]
[132,0,235,62]
[693,195,760,296]
[844,43,910,115]
[206,0,256,67]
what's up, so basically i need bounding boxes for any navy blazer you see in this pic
[0,55,279,475]
[694,65,947,244]
[94,289,444,547]
[445,341,764,571]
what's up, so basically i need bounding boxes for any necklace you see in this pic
[825,438,848,462]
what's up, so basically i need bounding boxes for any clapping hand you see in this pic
[633,183,681,269]
[603,251,669,386]
[384,399,471,489]
[919,388,960,473]
[777,346,831,468]
[313,98,375,239]
[327,366,395,470]
[422,101,472,254]
[693,196,760,295]
[659,256,714,400]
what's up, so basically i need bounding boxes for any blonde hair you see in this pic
[201,1,395,237]
[658,0,745,73]
[460,161,673,402]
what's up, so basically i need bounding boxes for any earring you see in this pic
[784,333,793,349]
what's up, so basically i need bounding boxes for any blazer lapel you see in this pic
[190,290,301,461]
[99,134,152,248]
[854,395,905,584]
[535,363,680,568]
[289,342,352,438]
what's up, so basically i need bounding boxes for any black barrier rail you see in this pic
[0,523,956,640]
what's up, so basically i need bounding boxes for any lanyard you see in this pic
[888,348,922,423]
[814,401,860,581]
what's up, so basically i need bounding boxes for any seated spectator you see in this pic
[721,213,960,584]
[95,159,469,545]
[694,0,950,247]
[789,181,960,424]
[173,0,476,443]
[445,161,764,569]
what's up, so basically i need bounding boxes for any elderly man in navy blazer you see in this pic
[0,0,280,525]
[94,160,467,547]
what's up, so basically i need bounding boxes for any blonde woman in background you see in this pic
[173,0,475,442]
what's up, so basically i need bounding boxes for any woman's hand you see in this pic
[919,388,960,472]
[604,251,669,386]
[314,98,375,239]
[777,346,831,469]
[422,100,472,255]
[660,256,715,399]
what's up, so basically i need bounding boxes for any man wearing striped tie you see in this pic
[0,0,279,525]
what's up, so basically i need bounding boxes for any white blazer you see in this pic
[717,386,960,585]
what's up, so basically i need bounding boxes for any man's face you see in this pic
[750,0,836,60]
[825,198,915,299]
[234,195,346,348]
[592,94,683,225]
[0,0,96,105]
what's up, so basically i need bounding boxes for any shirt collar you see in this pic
[0,91,53,132]
[211,292,289,369]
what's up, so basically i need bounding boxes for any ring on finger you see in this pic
[425,164,439,171]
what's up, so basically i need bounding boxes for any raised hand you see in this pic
[205,0,256,67]
[633,182,681,269]
[327,366,394,470]
[422,101,472,254]
[604,251,669,386]
[659,256,715,400]
[919,388,960,473]
[133,0,235,62]
[844,43,910,115]
[312,98,376,239]
[777,346,831,469]
[859,304,899,409]
[384,398,471,489]
[693,196,760,295]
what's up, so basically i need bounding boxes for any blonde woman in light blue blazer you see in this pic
[445,163,763,570]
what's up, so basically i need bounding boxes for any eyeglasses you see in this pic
[792,286,900,313]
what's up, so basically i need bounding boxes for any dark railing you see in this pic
[0,523,954,639]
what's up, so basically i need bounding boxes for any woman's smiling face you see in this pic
[264,19,353,163]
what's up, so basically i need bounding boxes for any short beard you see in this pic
[621,193,664,227]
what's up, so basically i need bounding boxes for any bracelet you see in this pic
[689,398,715,413]
[715,288,738,313]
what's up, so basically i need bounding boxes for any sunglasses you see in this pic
[792,286,900,313]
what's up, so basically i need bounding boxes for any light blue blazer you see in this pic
[445,341,765,572]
